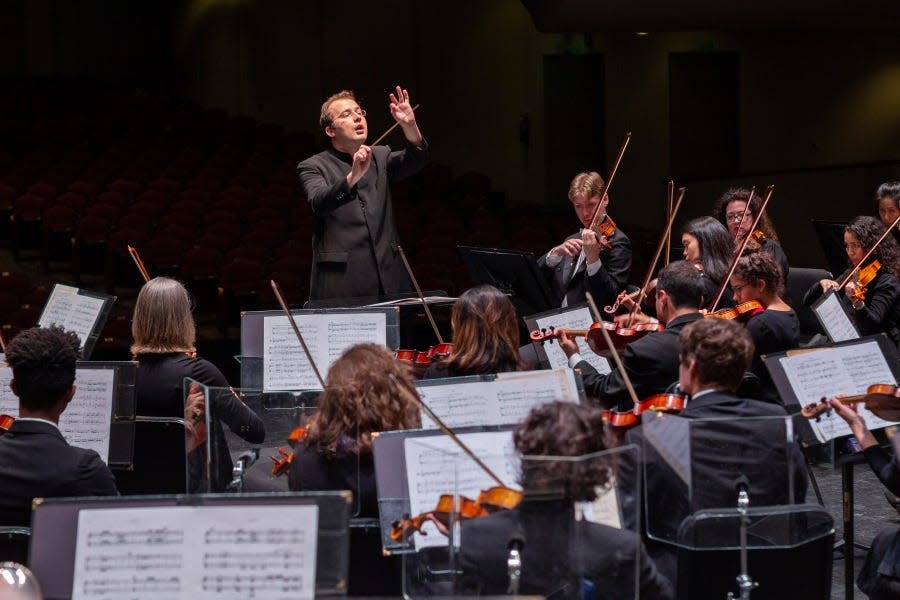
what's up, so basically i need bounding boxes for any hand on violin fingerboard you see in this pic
[557,329,580,358]
[826,398,878,449]
[581,229,610,263]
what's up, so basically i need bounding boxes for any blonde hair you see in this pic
[130,277,196,355]
[319,90,357,129]
[568,171,606,202]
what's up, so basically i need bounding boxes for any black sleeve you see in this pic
[585,231,632,310]
[77,451,120,496]
[298,157,357,216]
[863,444,900,497]
[193,358,266,444]
[385,142,429,181]
[851,274,900,337]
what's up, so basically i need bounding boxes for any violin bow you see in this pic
[587,132,632,233]
[663,181,675,268]
[390,374,508,488]
[585,292,641,410]
[396,244,445,344]
[732,186,756,240]
[837,213,900,289]
[127,245,151,282]
[709,185,774,312]
[0,328,6,353]
[626,185,686,325]
[270,280,326,389]
[370,104,421,147]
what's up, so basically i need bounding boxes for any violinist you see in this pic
[0,327,118,526]
[713,187,790,280]
[681,216,736,309]
[422,284,525,378]
[874,181,900,245]
[288,343,420,595]
[458,401,673,599]
[618,318,808,584]
[826,397,900,597]
[558,261,705,410]
[730,251,799,403]
[539,171,632,312]
[803,216,900,349]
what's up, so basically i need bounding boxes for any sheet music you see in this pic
[579,480,622,529]
[532,307,612,375]
[779,340,896,442]
[404,431,519,550]
[812,291,860,342]
[38,284,107,348]
[0,366,114,463]
[416,368,579,429]
[262,312,386,391]
[72,505,318,600]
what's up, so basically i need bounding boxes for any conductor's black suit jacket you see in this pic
[0,419,118,526]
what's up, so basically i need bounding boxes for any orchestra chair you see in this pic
[0,527,30,566]
[784,267,833,339]
[113,417,187,496]
[676,503,833,600]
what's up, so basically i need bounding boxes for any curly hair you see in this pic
[733,250,785,297]
[514,401,615,502]
[130,277,196,356]
[568,171,606,202]
[5,326,80,411]
[845,215,900,278]
[679,319,753,392]
[681,216,734,285]
[446,285,521,375]
[319,90,357,130]
[303,344,420,457]
[713,187,780,241]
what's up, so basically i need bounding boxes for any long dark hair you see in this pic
[447,285,521,375]
[682,216,734,285]
[845,215,900,278]
[713,187,780,241]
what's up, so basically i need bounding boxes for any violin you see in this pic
[801,384,900,422]
[530,320,665,353]
[704,300,765,321]
[0,414,14,435]
[600,393,687,429]
[271,425,309,476]
[389,485,523,541]
[395,342,453,368]
[849,260,881,304]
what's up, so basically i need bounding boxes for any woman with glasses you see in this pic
[680,216,736,309]
[730,251,799,402]
[713,187,790,281]
[297,86,428,304]
[803,216,900,348]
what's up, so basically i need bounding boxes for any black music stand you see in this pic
[812,219,849,278]
[457,245,555,317]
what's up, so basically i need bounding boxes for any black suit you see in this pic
[297,143,428,302]
[0,419,118,526]
[539,228,632,311]
[619,391,808,583]
[459,499,674,600]
[577,312,704,410]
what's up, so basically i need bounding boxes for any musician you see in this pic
[539,171,632,312]
[874,181,900,244]
[803,216,900,349]
[827,398,900,598]
[730,251,799,403]
[297,86,427,303]
[422,284,524,378]
[119,277,265,494]
[681,216,736,309]
[288,343,420,595]
[0,327,118,526]
[713,187,790,280]
[558,261,705,410]
[459,401,674,599]
[619,318,808,584]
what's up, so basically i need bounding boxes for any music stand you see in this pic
[457,246,555,317]
[811,220,849,278]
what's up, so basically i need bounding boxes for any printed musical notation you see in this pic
[262,312,386,391]
[811,291,860,343]
[72,505,319,600]
[779,339,896,442]
[404,431,519,550]
[38,284,107,348]
[417,368,580,430]
[533,306,613,375]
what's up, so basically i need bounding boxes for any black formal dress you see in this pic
[576,313,704,410]
[700,269,734,310]
[0,419,118,526]
[619,391,808,584]
[744,309,800,403]
[288,435,401,596]
[538,228,632,313]
[117,353,265,494]
[459,498,674,599]
[759,237,790,282]
[803,266,900,348]
[297,143,428,303]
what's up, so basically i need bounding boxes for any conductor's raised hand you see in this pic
[347,145,372,188]
[389,86,416,124]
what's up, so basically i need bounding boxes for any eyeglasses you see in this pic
[725,212,749,223]
[333,107,366,121]
[844,242,863,250]
[731,282,750,294]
